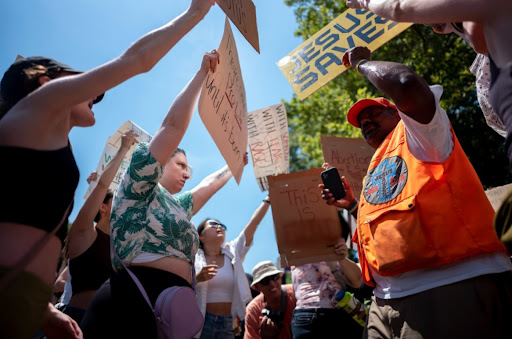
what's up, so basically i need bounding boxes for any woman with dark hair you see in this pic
[61,131,138,325]
[0,1,214,337]
[194,197,271,338]
[80,49,244,339]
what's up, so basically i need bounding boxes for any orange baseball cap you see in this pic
[347,97,397,128]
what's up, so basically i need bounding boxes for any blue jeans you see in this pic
[199,312,234,339]
[291,308,363,339]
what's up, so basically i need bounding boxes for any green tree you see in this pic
[283,0,510,188]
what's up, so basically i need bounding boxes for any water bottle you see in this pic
[331,290,367,327]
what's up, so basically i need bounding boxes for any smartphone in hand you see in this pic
[321,167,346,200]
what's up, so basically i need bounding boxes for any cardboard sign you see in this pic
[485,183,512,211]
[248,103,290,191]
[216,0,260,53]
[268,168,345,266]
[320,136,375,199]
[199,17,248,184]
[83,121,152,199]
[277,9,412,100]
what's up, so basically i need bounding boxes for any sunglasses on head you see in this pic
[206,221,227,231]
[260,274,280,286]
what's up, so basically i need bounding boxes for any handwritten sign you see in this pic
[485,183,512,211]
[216,0,260,53]
[199,17,248,184]
[268,168,344,266]
[248,103,290,191]
[277,9,412,100]
[320,136,374,199]
[83,121,152,199]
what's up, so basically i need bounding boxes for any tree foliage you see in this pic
[283,0,511,188]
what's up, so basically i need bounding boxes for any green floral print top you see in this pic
[110,142,199,271]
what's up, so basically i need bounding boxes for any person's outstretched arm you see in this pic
[343,46,435,123]
[149,50,219,165]
[346,0,499,24]
[27,0,216,119]
[67,131,138,259]
[333,238,363,288]
[243,197,271,247]
[190,153,249,216]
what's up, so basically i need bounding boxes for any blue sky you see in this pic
[0,0,303,273]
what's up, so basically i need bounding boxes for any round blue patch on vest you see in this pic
[364,156,408,205]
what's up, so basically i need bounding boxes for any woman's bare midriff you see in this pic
[0,222,62,285]
[131,256,192,284]
[206,302,232,316]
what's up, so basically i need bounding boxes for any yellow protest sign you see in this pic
[277,9,412,100]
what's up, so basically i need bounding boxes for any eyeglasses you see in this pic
[206,221,227,231]
[259,274,280,286]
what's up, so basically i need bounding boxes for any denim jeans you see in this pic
[199,312,235,339]
[291,308,363,339]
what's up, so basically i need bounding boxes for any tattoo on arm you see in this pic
[215,167,230,181]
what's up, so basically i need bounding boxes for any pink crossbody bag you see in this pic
[112,246,204,339]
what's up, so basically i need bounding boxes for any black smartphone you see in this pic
[321,167,346,200]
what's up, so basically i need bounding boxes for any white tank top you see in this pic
[206,255,235,303]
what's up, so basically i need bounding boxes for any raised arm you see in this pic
[67,131,138,259]
[28,0,215,117]
[346,0,501,24]
[148,50,219,165]
[190,153,249,215]
[243,197,271,247]
[343,46,435,124]
[333,238,363,288]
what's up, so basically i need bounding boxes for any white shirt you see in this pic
[194,230,252,337]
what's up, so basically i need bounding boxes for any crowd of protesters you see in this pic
[1,0,512,338]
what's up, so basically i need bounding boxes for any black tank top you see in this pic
[69,228,115,294]
[0,143,79,244]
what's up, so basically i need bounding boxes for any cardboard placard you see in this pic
[320,136,374,199]
[277,8,412,100]
[83,121,152,199]
[248,103,290,191]
[216,0,260,53]
[485,183,512,211]
[199,18,248,184]
[268,168,344,266]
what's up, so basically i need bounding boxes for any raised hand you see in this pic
[333,238,348,260]
[342,46,371,69]
[120,130,139,150]
[201,49,220,75]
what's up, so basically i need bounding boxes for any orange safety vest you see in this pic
[353,121,507,286]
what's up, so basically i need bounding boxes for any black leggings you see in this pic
[80,266,190,339]
[489,57,512,168]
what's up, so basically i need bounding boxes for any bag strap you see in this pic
[0,201,73,292]
[110,243,196,314]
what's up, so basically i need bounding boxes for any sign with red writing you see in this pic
[199,18,248,184]
[248,103,289,191]
[268,168,345,266]
[320,135,374,199]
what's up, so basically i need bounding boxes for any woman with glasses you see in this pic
[194,197,271,338]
